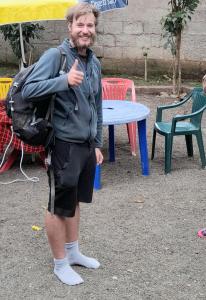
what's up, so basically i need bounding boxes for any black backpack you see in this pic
[5,48,67,148]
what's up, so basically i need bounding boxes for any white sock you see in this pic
[54,256,84,286]
[65,241,100,269]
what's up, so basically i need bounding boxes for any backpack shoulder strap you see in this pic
[45,47,67,123]
[57,46,67,74]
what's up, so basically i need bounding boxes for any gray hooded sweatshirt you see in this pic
[22,39,102,147]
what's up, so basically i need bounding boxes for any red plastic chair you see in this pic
[102,78,137,155]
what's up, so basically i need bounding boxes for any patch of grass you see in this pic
[102,73,202,87]
[0,65,202,87]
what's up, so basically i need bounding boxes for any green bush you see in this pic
[0,23,44,61]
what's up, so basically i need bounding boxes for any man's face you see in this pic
[203,75,206,93]
[69,13,96,51]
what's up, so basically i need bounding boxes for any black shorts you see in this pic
[47,138,96,217]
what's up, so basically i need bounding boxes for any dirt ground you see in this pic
[1,94,206,300]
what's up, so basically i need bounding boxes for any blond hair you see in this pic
[65,3,100,26]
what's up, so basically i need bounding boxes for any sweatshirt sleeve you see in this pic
[94,65,103,148]
[22,48,69,100]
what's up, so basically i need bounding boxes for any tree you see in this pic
[161,0,200,96]
[0,23,44,67]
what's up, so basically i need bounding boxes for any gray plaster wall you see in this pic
[0,0,206,77]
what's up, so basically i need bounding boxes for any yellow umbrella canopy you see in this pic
[0,0,78,25]
[0,0,128,25]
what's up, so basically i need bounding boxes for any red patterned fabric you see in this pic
[0,102,44,153]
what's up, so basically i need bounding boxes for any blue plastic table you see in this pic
[94,100,150,189]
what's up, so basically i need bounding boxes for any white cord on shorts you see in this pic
[0,127,39,184]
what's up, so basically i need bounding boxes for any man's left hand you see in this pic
[95,148,103,165]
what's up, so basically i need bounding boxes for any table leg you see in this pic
[94,123,115,190]
[94,164,101,190]
[137,119,149,176]
[109,125,115,162]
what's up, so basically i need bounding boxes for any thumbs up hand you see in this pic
[67,59,84,86]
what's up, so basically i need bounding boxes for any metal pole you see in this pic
[19,23,27,67]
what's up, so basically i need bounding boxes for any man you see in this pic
[22,3,103,286]
[203,74,206,93]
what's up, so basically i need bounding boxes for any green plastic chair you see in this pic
[151,88,206,173]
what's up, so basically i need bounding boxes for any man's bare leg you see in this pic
[45,211,66,258]
[45,210,83,285]
[65,204,100,269]
[65,204,80,242]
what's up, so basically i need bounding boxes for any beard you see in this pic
[70,33,96,51]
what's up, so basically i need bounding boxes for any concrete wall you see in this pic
[0,0,206,78]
